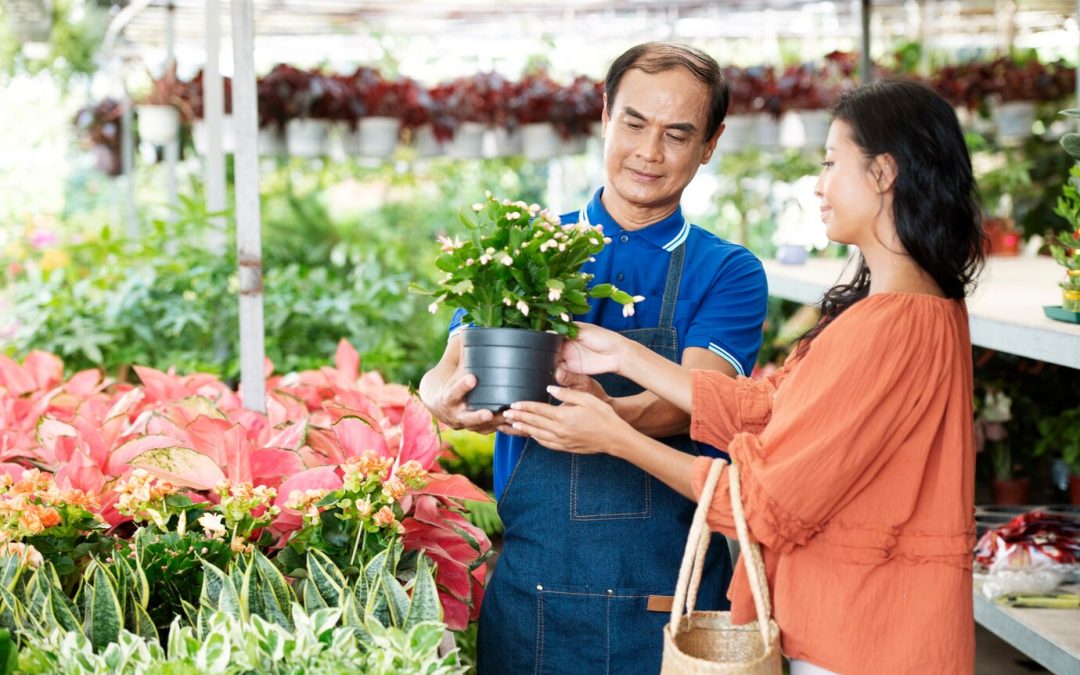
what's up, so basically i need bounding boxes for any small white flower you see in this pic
[503,297,513,306]
[502,198,512,206]
[506,212,521,220]
[603,237,612,244]
[632,295,645,303]
[428,301,440,314]
[588,256,596,262]
[485,190,493,198]
[622,303,636,318]
[558,244,566,252]
[465,258,474,265]
[548,288,562,301]
[516,300,530,316]
[560,313,570,321]
[437,235,464,252]
[199,512,226,539]
[500,254,514,266]
[479,254,492,265]
[472,203,485,211]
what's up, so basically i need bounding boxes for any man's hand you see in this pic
[432,371,506,435]
[560,322,628,377]
[555,366,610,403]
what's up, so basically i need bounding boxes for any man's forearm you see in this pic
[611,392,691,438]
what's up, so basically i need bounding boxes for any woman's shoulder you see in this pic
[821,293,968,350]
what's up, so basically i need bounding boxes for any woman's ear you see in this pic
[871,154,898,193]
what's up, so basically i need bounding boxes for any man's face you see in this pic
[600,67,720,218]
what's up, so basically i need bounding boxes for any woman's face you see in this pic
[814,120,889,247]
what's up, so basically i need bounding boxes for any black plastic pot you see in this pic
[461,327,564,412]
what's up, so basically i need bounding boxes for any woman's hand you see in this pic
[502,385,632,456]
[560,323,628,376]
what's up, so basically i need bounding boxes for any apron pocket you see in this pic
[537,584,666,675]
[571,454,652,521]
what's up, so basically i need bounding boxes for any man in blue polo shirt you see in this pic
[419,42,767,674]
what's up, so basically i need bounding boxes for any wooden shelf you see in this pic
[974,582,1080,674]
[761,256,1080,370]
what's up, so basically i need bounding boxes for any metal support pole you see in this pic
[204,0,227,252]
[860,0,873,84]
[164,2,178,220]
[231,0,266,413]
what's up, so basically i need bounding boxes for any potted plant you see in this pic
[989,56,1045,144]
[550,75,601,156]
[512,71,561,160]
[976,389,1029,504]
[137,59,192,146]
[336,66,403,159]
[971,144,1033,256]
[413,194,641,411]
[1050,109,1080,314]
[73,97,124,176]
[442,72,510,158]
[1032,407,1080,504]
[399,78,453,158]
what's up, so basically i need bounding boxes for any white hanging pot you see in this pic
[193,115,236,155]
[412,124,445,158]
[286,118,331,157]
[755,114,781,151]
[797,109,831,149]
[492,127,523,157]
[993,101,1036,145]
[137,105,180,145]
[559,133,587,156]
[716,114,754,154]
[449,122,486,159]
[522,122,559,161]
[259,126,287,156]
[356,116,400,158]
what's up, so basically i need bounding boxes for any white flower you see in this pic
[503,297,513,306]
[485,190,492,198]
[506,212,521,220]
[603,236,612,244]
[472,203,485,211]
[558,244,566,252]
[437,235,464,252]
[622,303,636,318]
[632,295,645,303]
[516,300,530,316]
[502,198,512,206]
[428,301,440,314]
[560,313,570,321]
[588,256,596,262]
[199,512,226,540]
[500,254,514,266]
[548,288,562,301]
[479,254,492,265]
[465,258,474,265]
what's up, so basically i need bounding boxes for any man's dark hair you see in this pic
[604,42,729,140]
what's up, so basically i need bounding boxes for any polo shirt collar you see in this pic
[578,188,690,252]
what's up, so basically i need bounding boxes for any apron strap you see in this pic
[657,233,686,330]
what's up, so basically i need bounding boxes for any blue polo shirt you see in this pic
[448,188,768,499]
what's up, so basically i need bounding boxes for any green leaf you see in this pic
[306,549,345,609]
[381,569,411,629]
[199,561,241,620]
[0,629,16,675]
[588,283,614,299]
[252,551,292,619]
[84,564,123,652]
[404,554,442,629]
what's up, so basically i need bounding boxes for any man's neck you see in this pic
[599,191,679,232]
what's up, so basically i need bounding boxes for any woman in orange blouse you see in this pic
[503,79,985,675]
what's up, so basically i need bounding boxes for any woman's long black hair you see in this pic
[798,79,986,352]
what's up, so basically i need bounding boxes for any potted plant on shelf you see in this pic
[976,388,1029,505]
[1050,109,1080,316]
[137,59,192,146]
[189,69,234,155]
[336,66,403,159]
[441,72,511,158]
[971,145,1033,257]
[413,194,641,411]
[1033,407,1080,504]
[512,70,562,160]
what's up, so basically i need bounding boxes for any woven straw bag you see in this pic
[661,460,782,674]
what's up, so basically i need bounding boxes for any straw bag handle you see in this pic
[668,459,773,651]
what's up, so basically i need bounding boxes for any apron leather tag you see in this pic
[647,595,674,612]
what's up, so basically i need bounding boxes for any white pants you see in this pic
[789,659,841,675]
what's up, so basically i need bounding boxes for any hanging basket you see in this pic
[491,127,523,157]
[412,124,446,158]
[797,110,831,148]
[355,116,400,158]
[661,460,782,675]
[993,101,1036,145]
[449,122,486,159]
[286,118,331,157]
[258,126,287,156]
[461,327,563,412]
[717,114,754,154]
[522,122,559,161]
[137,105,180,145]
[754,115,781,151]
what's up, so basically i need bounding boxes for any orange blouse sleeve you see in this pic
[689,299,954,553]
[690,364,789,448]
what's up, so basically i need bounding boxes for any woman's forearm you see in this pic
[617,339,695,414]
[610,428,696,500]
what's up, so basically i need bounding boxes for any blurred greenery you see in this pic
[1,155,548,387]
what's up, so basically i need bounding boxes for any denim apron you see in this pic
[477,241,733,675]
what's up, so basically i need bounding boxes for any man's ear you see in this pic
[871,153,898,193]
[701,122,725,165]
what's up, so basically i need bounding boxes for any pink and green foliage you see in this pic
[0,340,492,630]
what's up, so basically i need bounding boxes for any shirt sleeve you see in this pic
[682,248,768,377]
[689,304,951,554]
[690,366,788,448]
[447,308,467,340]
